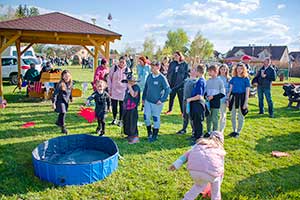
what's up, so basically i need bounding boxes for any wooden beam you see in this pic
[20,43,33,56]
[105,41,110,61]
[94,46,99,72]
[16,39,22,90]
[21,38,92,46]
[82,45,95,57]
[0,34,20,54]
[0,36,3,101]
[99,46,105,57]
[87,35,99,47]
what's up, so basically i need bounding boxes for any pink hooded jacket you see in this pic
[107,65,128,101]
[93,65,109,90]
[186,144,226,177]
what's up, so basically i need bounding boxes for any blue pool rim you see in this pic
[32,134,119,186]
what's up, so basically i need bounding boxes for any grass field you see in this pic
[0,65,300,200]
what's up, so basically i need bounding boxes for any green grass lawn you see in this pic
[0,65,300,200]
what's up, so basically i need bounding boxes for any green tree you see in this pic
[29,7,39,16]
[164,28,189,54]
[189,32,214,60]
[142,37,156,60]
[15,4,39,18]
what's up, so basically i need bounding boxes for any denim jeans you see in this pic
[144,100,164,129]
[257,87,274,115]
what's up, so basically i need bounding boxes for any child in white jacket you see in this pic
[169,131,226,200]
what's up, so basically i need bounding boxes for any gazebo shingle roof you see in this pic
[0,12,121,37]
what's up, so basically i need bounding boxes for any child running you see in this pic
[86,80,111,136]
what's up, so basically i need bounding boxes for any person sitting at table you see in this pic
[41,61,53,73]
[24,63,40,96]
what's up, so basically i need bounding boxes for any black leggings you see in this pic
[168,88,184,113]
[58,113,66,127]
[111,99,123,120]
[97,118,106,131]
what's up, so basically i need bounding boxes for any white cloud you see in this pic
[145,0,292,52]
[277,4,286,9]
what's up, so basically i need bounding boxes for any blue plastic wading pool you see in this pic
[32,134,119,186]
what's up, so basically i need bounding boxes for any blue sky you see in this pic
[1,0,300,53]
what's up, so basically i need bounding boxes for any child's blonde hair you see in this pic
[232,63,248,78]
[197,132,224,149]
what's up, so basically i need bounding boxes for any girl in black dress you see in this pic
[52,70,73,134]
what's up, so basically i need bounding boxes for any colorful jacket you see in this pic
[173,143,226,177]
[93,65,109,90]
[107,65,130,101]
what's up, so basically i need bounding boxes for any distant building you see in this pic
[226,45,289,69]
[289,51,300,77]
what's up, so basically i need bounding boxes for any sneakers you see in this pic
[176,129,186,135]
[61,127,68,134]
[99,130,105,136]
[229,132,239,138]
[110,119,118,125]
[118,120,123,127]
[128,136,140,144]
[203,132,211,138]
[269,114,274,118]
[164,111,172,115]
[96,126,101,134]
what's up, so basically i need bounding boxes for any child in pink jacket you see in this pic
[169,131,226,200]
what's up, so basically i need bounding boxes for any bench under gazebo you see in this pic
[0,12,122,105]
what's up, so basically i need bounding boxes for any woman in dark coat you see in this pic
[166,51,189,115]
[52,70,73,134]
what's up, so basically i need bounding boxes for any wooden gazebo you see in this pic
[0,12,121,104]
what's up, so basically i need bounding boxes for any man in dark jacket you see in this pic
[255,57,276,118]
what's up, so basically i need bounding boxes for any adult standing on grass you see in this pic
[166,51,189,115]
[107,56,130,126]
[228,63,250,138]
[255,57,276,118]
[92,58,110,91]
[143,61,170,142]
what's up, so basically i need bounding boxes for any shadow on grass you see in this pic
[255,132,300,153]
[245,106,300,119]
[224,164,300,199]
[0,140,54,196]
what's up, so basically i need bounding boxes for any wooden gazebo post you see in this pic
[16,39,22,90]
[0,36,3,104]
[94,46,99,72]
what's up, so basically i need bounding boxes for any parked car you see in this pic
[1,56,42,85]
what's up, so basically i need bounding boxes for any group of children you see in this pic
[52,59,170,144]
[178,62,250,144]
[51,61,250,200]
